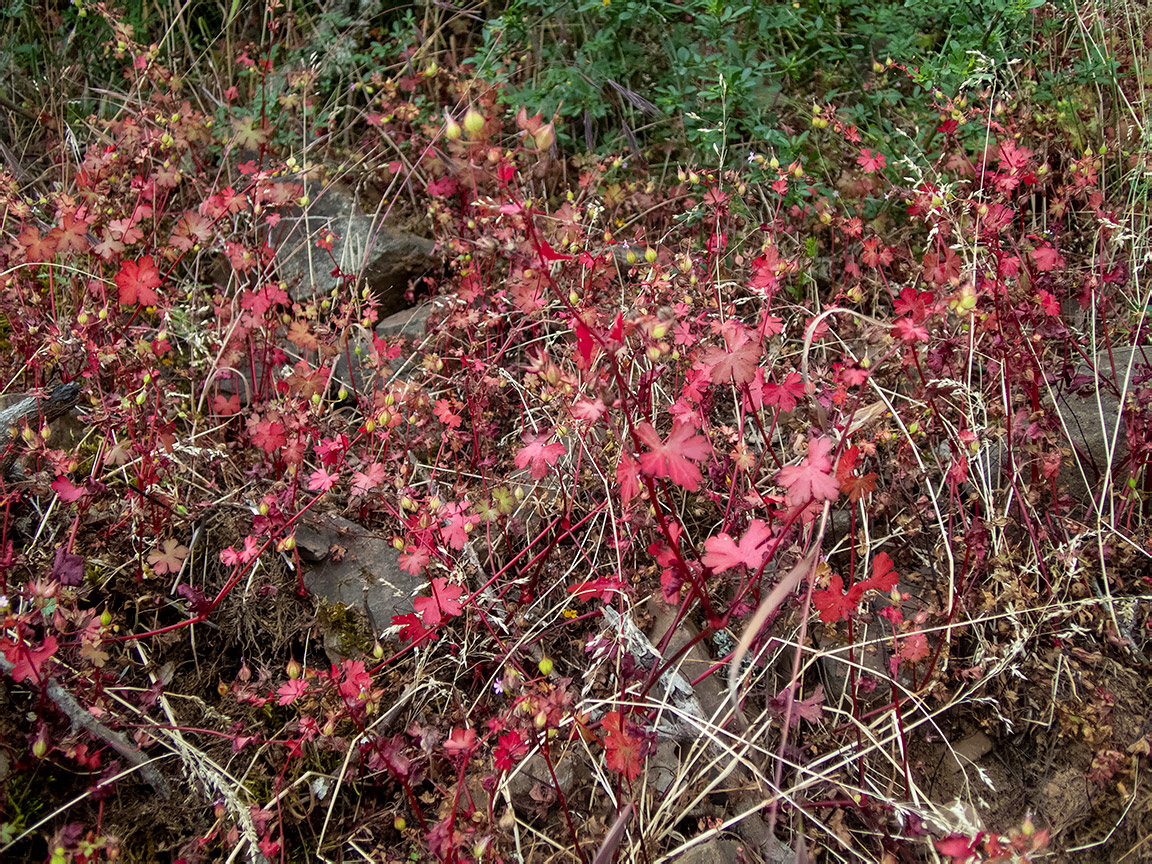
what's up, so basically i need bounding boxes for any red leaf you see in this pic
[702,519,772,574]
[213,393,241,416]
[534,236,572,262]
[601,711,643,781]
[934,835,979,862]
[636,422,711,491]
[444,727,477,757]
[393,612,436,645]
[616,454,640,506]
[759,371,805,412]
[997,139,1032,173]
[277,678,309,706]
[413,577,464,627]
[147,539,189,575]
[893,316,929,343]
[574,319,595,367]
[494,730,528,771]
[836,445,878,503]
[2,635,58,683]
[770,682,825,726]
[434,399,462,429]
[794,683,825,725]
[251,418,287,454]
[567,576,627,603]
[515,435,566,480]
[351,462,386,496]
[115,255,161,306]
[893,286,934,322]
[307,467,338,492]
[898,629,930,663]
[397,546,430,576]
[776,436,840,506]
[812,574,865,623]
[703,331,761,385]
[863,552,898,592]
[857,148,886,173]
[1030,244,1065,272]
[52,476,86,503]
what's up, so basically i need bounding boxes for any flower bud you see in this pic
[532,122,555,151]
[443,110,462,141]
[463,107,486,138]
[287,659,302,680]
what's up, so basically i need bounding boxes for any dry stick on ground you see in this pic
[0,655,172,797]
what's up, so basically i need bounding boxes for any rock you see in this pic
[504,749,577,809]
[377,299,437,340]
[647,741,680,796]
[817,614,890,708]
[941,730,993,775]
[0,383,82,475]
[275,181,437,315]
[600,605,705,741]
[329,299,441,395]
[296,512,424,646]
[646,599,746,733]
[669,838,743,864]
[1054,344,1149,499]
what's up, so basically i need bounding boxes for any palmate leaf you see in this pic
[601,711,642,781]
[515,434,566,479]
[635,421,711,491]
[115,255,161,306]
[776,436,839,506]
[702,519,772,574]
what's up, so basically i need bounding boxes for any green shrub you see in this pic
[465,0,1049,161]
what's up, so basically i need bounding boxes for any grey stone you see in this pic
[669,839,743,864]
[329,300,440,395]
[817,614,891,708]
[274,181,437,316]
[647,741,680,796]
[941,730,993,775]
[296,512,424,641]
[646,599,746,733]
[1054,344,1149,499]
[207,297,439,407]
[504,749,577,808]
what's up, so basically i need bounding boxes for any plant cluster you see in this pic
[0,1,1149,863]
